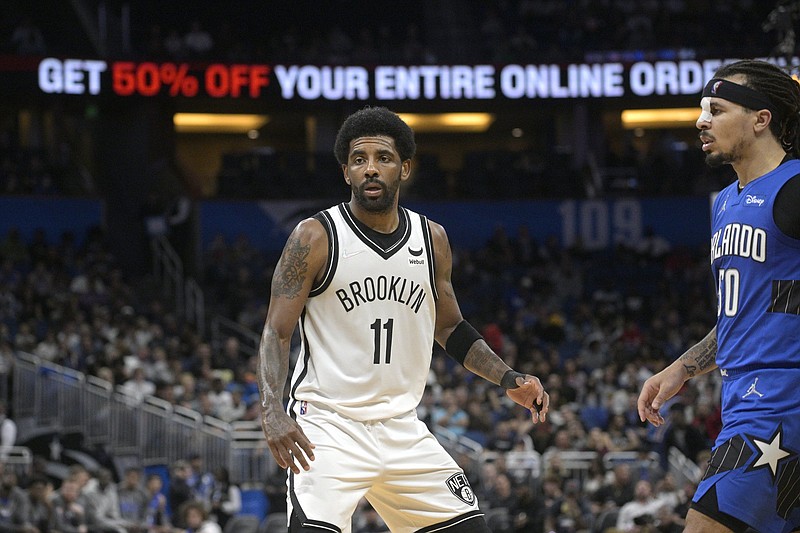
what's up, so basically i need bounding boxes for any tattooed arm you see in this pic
[258,218,328,474]
[678,326,719,377]
[637,326,718,427]
[429,221,549,422]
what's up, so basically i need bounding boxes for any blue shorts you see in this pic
[693,367,800,533]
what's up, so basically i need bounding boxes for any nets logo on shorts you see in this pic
[446,473,475,505]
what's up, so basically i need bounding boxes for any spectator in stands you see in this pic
[463,393,495,446]
[218,336,242,368]
[661,403,707,465]
[207,377,233,416]
[0,400,17,459]
[182,344,211,383]
[117,467,148,531]
[486,417,524,453]
[27,475,55,532]
[168,461,193,528]
[545,478,592,533]
[33,329,59,362]
[606,413,641,452]
[194,390,216,418]
[120,366,156,404]
[594,463,636,509]
[52,478,89,533]
[215,385,246,423]
[615,479,666,532]
[179,500,221,533]
[84,467,131,533]
[208,467,240,530]
[483,472,520,533]
[0,467,34,531]
[186,454,214,506]
[651,473,684,517]
[67,465,92,494]
[148,345,174,385]
[143,474,170,532]
[431,388,470,437]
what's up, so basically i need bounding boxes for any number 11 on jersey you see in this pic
[371,318,394,364]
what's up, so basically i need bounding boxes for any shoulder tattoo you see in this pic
[272,236,310,299]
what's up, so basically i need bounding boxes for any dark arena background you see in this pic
[0,1,797,532]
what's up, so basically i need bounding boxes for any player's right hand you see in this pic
[261,408,315,474]
[636,367,686,427]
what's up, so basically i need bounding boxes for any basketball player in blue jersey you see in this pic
[257,106,550,533]
[637,60,800,533]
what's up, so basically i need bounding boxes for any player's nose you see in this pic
[364,158,379,176]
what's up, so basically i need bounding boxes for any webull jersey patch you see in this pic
[446,473,475,505]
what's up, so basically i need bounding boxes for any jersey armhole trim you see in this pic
[421,214,439,301]
[309,211,338,297]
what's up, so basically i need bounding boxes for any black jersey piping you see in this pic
[420,214,438,301]
[288,474,343,532]
[417,510,485,532]
[289,308,311,404]
[309,210,338,297]
[337,203,412,260]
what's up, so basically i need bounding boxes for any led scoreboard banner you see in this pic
[26,56,799,101]
[37,58,270,98]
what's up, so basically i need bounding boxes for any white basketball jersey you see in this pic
[288,203,438,421]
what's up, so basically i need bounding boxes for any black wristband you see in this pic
[445,320,483,365]
[501,370,525,389]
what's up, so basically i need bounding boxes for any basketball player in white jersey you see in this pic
[258,106,550,533]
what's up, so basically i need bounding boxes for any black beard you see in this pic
[705,151,735,168]
[352,180,398,213]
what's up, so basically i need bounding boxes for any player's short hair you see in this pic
[334,106,416,164]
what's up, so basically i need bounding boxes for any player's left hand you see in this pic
[506,374,549,423]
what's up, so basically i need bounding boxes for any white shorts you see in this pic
[286,401,483,533]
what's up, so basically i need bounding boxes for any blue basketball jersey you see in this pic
[697,160,800,532]
[710,158,800,371]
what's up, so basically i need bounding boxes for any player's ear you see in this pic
[753,109,772,134]
[400,160,412,182]
[342,164,351,185]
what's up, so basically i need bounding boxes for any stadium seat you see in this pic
[259,513,287,533]
[580,406,610,430]
[240,488,270,520]
[224,514,260,533]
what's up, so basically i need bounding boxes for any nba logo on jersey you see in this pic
[300,401,307,415]
[446,473,475,505]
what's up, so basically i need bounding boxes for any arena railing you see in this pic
[210,314,261,360]
[1,446,33,477]
[150,235,206,336]
[668,446,703,487]
[12,352,270,486]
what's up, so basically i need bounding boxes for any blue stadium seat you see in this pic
[240,488,270,520]
[580,406,609,430]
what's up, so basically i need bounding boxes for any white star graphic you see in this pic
[752,431,791,477]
